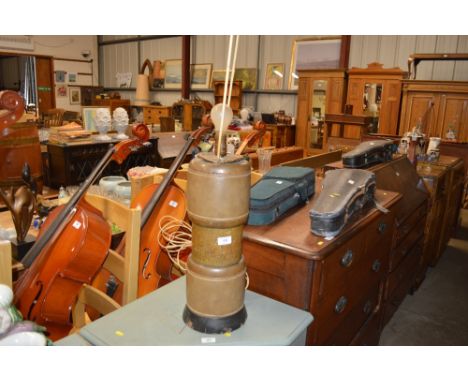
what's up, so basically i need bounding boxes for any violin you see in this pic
[13,125,150,340]
[92,126,213,303]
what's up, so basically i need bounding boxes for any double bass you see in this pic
[93,126,212,302]
[13,125,150,340]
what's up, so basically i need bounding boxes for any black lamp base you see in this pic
[11,234,35,261]
[183,305,247,334]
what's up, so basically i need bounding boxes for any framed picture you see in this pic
[68,72,77,83]
[191,63,212,89]
[81,106,110,132]
[56,85,67,97]
[264,63,284,90]
[288,36,342,90]
[55,70,66,83]
[234,68,257,90]
[69,87,81,104]
[164,59,182,89]
[211,69,233,87]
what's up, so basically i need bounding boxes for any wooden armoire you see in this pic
[346,62,405,137]
[295,69,347,154]
[398,80,468,141]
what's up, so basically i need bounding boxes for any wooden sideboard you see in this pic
[47,137,160,188]
[243,187,401,345]
[398,80,468,140]
[346,63,405,136]
[142,105,172,125]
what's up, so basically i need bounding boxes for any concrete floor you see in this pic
[379,209,468,345]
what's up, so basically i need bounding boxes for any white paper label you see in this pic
[72,221,81,229]
[201,337,216,344]
[217,236,232,246]
[169,200,178,208]
[348,179,355,185]
[275,180,283,184]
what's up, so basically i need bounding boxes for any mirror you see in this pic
[309,79,327,148]
[363,83,382,133]
[363,83,383,114]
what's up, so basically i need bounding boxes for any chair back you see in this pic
[160,116,175,132]
[42,108,65,128]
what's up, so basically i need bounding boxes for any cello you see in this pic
[93,126,212,302]
[13,125,150,340]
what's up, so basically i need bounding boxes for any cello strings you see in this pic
[226,35,240,108]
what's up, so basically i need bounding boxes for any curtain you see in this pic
[20,56,37,111]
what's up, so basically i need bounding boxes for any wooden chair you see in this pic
[159,116,175,132]
[69,194,141,331]
[42,108,65,128]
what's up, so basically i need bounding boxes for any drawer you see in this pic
[314,258,384,344]
[390,217,424,271]
[319,233,366,296]
[393,202,426,245]
[320,284,381,345]
[365,210,394,252]
[386,238,422,301]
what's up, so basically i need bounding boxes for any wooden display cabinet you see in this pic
[295,69,347,154]
[213,80,242,115]
[171,100,206,131]
[346,62,405,136]
[398,81,468,140]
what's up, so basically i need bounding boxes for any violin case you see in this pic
[248,167,315,225]
[342,140,394,169]
[309,169,376,237]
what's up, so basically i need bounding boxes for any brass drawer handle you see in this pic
[363,300,372,315]
[335,296,348,314]
[372,259,381,273]
[378,222,387,234]
[340,250,353,268]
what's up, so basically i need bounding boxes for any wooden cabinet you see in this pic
[172,101,205,131]
[346,63,405,136]
[213,80,242,115]
[141,105,172,125]
[265,124,296,148]
[93,98,131,114]
[243,187,400,345]
[47,137,160,188]
[295,69,347,154]
[399,81,468,140]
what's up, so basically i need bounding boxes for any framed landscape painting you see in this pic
[191,63,212,89]
[164,59,182,89]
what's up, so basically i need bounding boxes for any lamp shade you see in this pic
[134,74,150,106]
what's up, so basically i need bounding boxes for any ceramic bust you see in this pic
[94,108,112,141]
[113,107,130,139]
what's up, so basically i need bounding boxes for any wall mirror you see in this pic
[309,79,327,148]
[363,83,383,114]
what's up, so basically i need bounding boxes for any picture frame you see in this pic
[69,86,81,105]
[164,59,182,89]
[68,72,77,83]
[81,106,110,132]
[211,69,233,87]
[264,63,285,90]
[191,63,212,89]
[234,68,257,90]
[56,85,67,97]
[288,36,342,90]
[55,70,66,83]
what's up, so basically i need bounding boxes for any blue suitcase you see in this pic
[248,178,303,225]
[263,166,315,201]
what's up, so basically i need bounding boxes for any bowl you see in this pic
[99,176,127,195]
[115,181,132,200]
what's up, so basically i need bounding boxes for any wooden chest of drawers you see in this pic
[243,188,400,345]
[142,105,172,125]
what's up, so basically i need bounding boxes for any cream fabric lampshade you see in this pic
[134,74,150,106]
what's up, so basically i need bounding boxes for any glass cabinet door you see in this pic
[308,79,327,149]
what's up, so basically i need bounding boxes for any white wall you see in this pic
[99,35,468,117]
